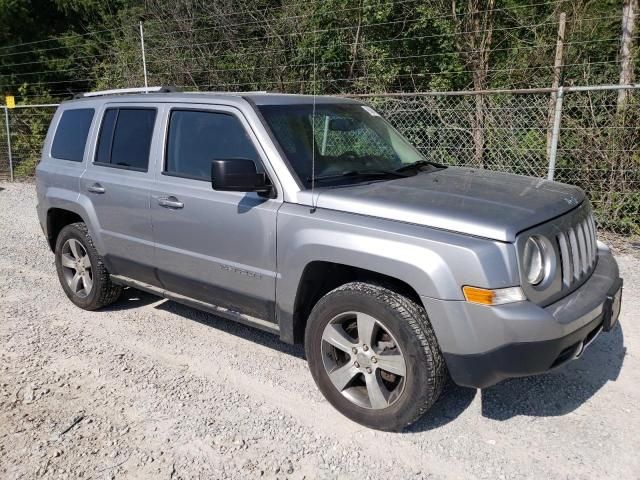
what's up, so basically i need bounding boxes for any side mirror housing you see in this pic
[211,159,273,195]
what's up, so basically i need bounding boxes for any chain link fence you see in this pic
[1,105,57,180]
[556,88,639,234]
[0,86,637,235]
[362,86,639,235]
[366,92,551,175]
[0,108,13,182]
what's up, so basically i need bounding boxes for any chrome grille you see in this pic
[556,213,598,289]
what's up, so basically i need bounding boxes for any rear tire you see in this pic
[305,282,447,431]
[54,222,122,310]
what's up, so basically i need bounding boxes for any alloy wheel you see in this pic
[321,311,407,409]
[60,238,93,298]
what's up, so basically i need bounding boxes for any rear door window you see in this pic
[95,108,156,171]
[51,108,95,162]
[165,110,261,181]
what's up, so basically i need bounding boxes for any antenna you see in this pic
[310,18,317,213]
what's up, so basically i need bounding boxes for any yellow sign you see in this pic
[5,96,15,109]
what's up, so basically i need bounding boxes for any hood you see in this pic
[298,167,585,242]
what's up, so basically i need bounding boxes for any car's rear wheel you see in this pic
[55,222,122,310]
[305,282,447,431]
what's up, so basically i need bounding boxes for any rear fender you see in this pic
[45,188,105,255]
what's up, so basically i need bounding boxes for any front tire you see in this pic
[55,222,122,310]
[305,282,447,431]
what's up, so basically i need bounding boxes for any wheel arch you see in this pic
[46,208,85,251]
[286,261,424,344]
[44,190,105,254]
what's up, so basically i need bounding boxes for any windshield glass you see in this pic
[257,103,426,188]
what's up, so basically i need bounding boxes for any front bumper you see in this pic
[422,245,622,389]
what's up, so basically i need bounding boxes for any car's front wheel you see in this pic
[305,282,447,431]
[55,222,122,310]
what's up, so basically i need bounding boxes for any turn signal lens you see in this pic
[462,286,526,306]
[462,286,495,305]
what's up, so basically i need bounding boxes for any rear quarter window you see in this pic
[50,108,95,162]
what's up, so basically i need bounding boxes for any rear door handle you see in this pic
[158,196,184,209]
[88,183,105,194]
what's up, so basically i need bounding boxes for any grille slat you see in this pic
[584,217,596,267]
[577,222,589,276]
[588,215,597,261]
[556,210,597,292]
[568,227,580,281]
[557,232,572,287]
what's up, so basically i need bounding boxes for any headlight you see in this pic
[523,236,546,285]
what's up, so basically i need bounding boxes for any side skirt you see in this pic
[110,274,280,335]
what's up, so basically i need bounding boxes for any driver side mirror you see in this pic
[211,159,273,196]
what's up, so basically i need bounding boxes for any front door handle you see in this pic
[88,183,105,194]
[158,196,184,209]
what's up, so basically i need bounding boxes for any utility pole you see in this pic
[546,12,566,162]
[139,21,149,92]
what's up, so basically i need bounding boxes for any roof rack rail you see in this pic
[75,86,177,98]
[180,90,269,95]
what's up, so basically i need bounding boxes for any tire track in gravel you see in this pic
[0,254,613,480]
[2,181,640,479]
[1,258,473,479]
[2,249,547,478]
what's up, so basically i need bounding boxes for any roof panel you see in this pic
[61,91,360,107]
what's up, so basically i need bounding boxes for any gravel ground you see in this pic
[1,181,638,480]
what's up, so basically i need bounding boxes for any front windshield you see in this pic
[257,103,426,188]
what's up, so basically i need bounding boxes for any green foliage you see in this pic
[1,1,633,97]
[0,0,637,232]
[11,86,57,178]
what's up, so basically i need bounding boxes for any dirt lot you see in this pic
[0,181,638,479]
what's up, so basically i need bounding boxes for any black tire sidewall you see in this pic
[305,285,439,431]
[55,224,104,310]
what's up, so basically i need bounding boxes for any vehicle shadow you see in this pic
[480,324,626,420]
[104,287,306,359]
[153,299,306,360]
[405,382,477,432]
[106,288,626,429]
[407,324,626,432]
[102,287,160,311]
[237,194,268,214]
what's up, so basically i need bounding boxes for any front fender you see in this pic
[275,204,518,343]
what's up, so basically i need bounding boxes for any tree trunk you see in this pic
[469,0,495,168]
[450,0,495,168]
[349,7,362,80]
[472,73,487,169]
[617,0,637,110]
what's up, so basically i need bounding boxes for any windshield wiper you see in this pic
[394,160,446,173]
[307,169,410,182]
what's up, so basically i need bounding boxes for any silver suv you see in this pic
[36,88,622,431]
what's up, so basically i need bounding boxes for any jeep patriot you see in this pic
[36,87,623,431]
